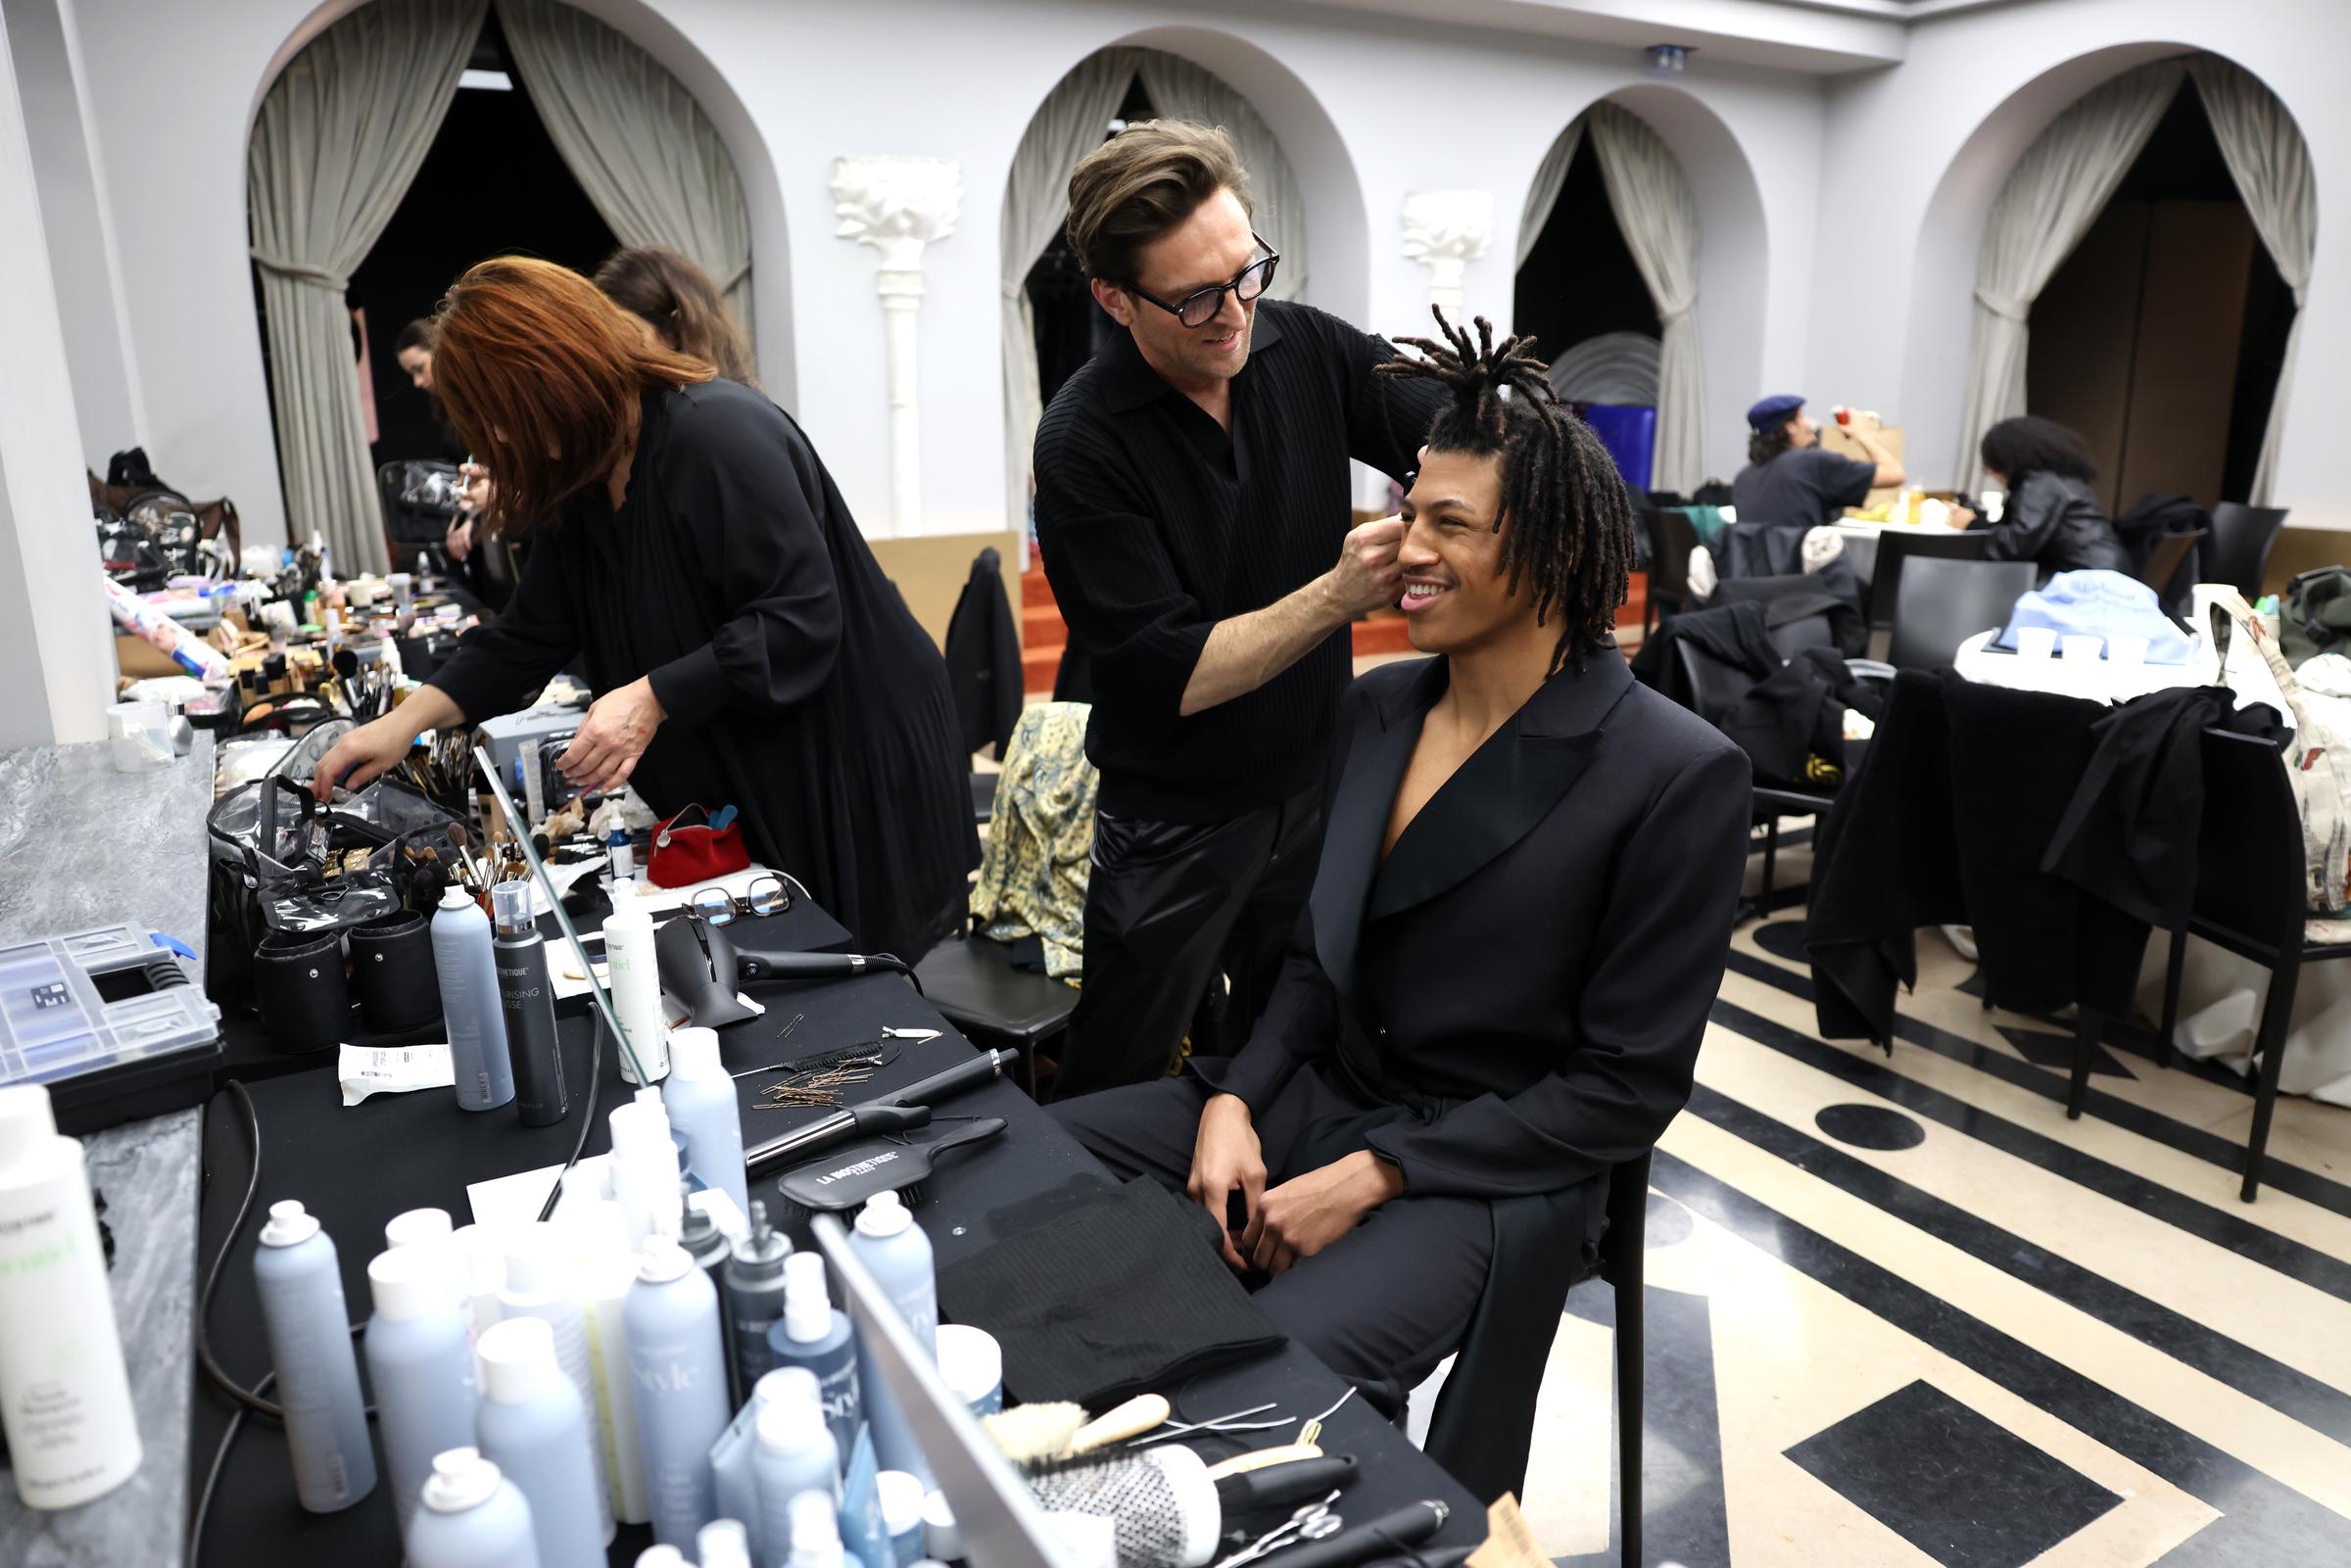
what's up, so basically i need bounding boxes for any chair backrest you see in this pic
[1673,639,1755,726]
[2137,528,2207,602]
[2193,727,2308,952]
[1867,530,1991,629]
[1890,557,2037,671]
[2205,503,2289,599]
[1644,507,1699,600]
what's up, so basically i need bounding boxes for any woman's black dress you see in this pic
[429,378,978,960]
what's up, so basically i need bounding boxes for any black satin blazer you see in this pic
[1196,651,1752,1203]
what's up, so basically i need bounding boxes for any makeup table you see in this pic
[0,734,214,1568]
[189,906,1490,1566]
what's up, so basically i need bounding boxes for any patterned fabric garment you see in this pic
[969,702,1098,978]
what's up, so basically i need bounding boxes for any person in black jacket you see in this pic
[1050,313,1750,1468]
[1953,415,2130,579]
[312,257,977,963]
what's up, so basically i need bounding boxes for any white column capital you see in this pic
[1400,189,1494,315]
[832,156,964,285]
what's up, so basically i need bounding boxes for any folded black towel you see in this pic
[936,1177,1286,1407]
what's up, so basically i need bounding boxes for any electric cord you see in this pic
[535,1001,605,1222]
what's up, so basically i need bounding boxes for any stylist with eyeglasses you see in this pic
[1032,121,1445,1099]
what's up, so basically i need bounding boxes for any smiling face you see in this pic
[1090,186,1261,390]
[1397,447,1529,657]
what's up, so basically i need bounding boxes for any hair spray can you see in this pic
[254,1200,377,1511]
[366,1245,481,1537]
[477,1315,608,1568]
[433,885,514,1111]
[495,881,568,1126]
[625,1236,733,1546]
[405,1448,540,1568]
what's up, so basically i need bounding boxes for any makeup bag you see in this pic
[647,802,749,887]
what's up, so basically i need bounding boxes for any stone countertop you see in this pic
[0,735,213,1568]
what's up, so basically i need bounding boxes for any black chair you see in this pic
[970,772,999,825]
[1593,1155,1650,1567]
[1675,641,1840,918]
[1642,507,1700,638]
[912,934,1069,1096]
[2205,503,2289,599]
[1890,558,2037,671]
[2137,528,2207,609]
[2069,728,2351,1200]
[1866,530,1990,630]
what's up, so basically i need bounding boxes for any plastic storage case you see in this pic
[0,924,223,1133]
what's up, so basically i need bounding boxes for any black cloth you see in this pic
[1722,646,1884,790]
[943,546,1022,757]
[1052,785,1323,1100]
[1032,299,1445,822]
[1099,652,1748,1498]
[1051,1072,1494,1415]
[1807,671,2153,1044]
[2045,686,2285,928]
[1729,446,1877,528]
[1629,592,1864,711]
[1719,523,1866,611]
[427,379,977,962]
[935,1174,1288,1407]
[1976,471,2131,578]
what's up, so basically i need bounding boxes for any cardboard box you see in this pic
[1818,422,1906,511]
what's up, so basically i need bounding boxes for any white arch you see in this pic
[250,0,794,403]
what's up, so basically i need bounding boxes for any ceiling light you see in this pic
[1647,45,1691,74]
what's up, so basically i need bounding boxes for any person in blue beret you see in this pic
[1729,395,1904,529]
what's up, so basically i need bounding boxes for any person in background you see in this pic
[395,313,510,601]
[594,244,758,386]
[1729,395,1903,528]
[1949,415,2129,579]
[1051,312,1749,1455]
[1032,121,1444,1100]
[312,257,977,962]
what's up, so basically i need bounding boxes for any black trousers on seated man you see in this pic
[1049,1059,1494,1414]
[1051,786,1323,1101]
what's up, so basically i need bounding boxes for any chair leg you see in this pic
[1760,817,1780,910]
[2241,961,2300,1203]
[1615,1269,1643,1568]
[2065,1007,2102,1120]
[2157,927,2188,1070]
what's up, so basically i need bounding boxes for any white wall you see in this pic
[0,6,114,747]
[52,0,1821,548]
[1813,0,2349,522]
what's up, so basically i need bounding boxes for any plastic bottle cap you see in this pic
[935,1323,1001,1406]
[730,1203,791,1275]
[477,1315,558,1403]
[420,1448,501,1513]
[609,1102,662,1156]
[854,1189,912,1239]
[368,1246,453,1322]
[438,884,474,911]
[756,1390,825,1455]
[921,1491,959,1561]
[500,1227,571,1302]
[750,1366,813,1411]
[669,1027,722,1079]
[258,1199,320,1248]
[452,1224,506,1298]
[696,1519,752,1568]
[385,1207,455,1251]
[878,1470,928,1534]
[0,1083,59,1165]
[782,1251,833,1344]
[637,1234,694,1284]
[492,879,533,934]
[789,1491,844,1562]
[637,1548,691,1568]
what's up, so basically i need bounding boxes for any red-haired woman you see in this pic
[313,256,976,962]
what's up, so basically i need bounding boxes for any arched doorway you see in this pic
[248,0,764,575]
[999,38,1360,531]
[1941,51,2312,502]
[1514,90,1769,496]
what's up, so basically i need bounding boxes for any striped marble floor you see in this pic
[1486,831,2351,1567]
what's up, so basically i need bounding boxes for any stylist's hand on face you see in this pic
[1188,1093,1267,1272]
[1252,1152,1403,1275]
[1324,514,1407,618]
[556,677,666,795]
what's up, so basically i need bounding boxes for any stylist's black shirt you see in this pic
[1730,447,1879,529]
[1032,300,1442,822]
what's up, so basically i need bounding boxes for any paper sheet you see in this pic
[466,1161,574,1231]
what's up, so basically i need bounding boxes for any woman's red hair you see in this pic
[430,255,713,532]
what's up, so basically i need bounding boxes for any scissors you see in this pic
[1214,1492,1344,1568]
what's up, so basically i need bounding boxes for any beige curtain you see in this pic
[499,0,755,361]
[1131,53,1307,302]
[1587,103,1705,495]
[249,0,484,573]
[1516,118,1586,268]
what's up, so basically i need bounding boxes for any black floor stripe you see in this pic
[1682,1082,2351,1447]
[1721,947,2351,1221]
[1648,1150,2351,1560]
[1704,985,2351,1303]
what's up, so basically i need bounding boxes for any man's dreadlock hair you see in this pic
[1376,309,1634,673]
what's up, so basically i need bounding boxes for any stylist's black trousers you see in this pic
[1050,785,1322,1101]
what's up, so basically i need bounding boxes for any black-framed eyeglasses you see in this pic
[1128,234,1280,328]
[686,874,792,925]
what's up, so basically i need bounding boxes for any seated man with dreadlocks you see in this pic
[1050,310,1750,1496]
